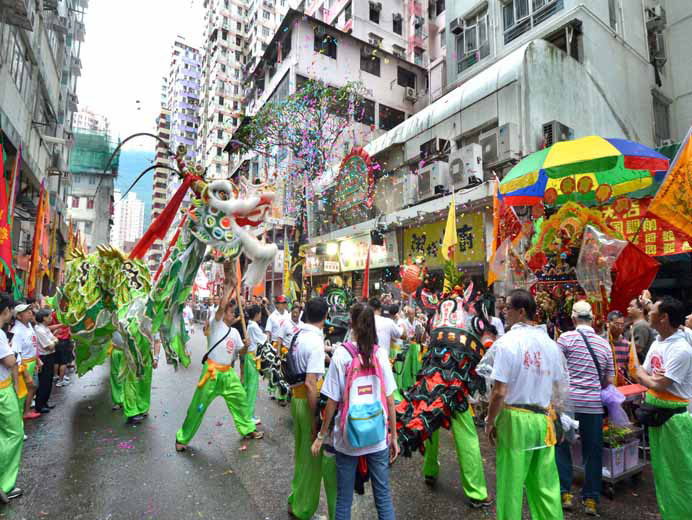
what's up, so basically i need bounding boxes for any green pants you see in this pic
[0,383,24,493]
[123,361,152,418]
[423,408,488,500]
[17,359,36,415]
[646,394,692,519]
[495,408,563,520]
[288,397,336,520]
[176,363,256,445]
[110,349,124,406]
[243,353,259,419]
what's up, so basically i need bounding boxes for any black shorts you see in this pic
[56,339,74,365]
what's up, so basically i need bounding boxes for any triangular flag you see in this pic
[441,194,457,261]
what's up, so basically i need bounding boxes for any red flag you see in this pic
[362,245,370,301]
[153,211,189,283]
[610,243,660,313]
[8,144,21,232]
[0,140,14,283]
[27,181,47,297]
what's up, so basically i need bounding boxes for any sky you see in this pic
[77,0,204,150]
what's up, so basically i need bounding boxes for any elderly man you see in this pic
[635,297,692,519]
[486,289,567,520]
[11,303,41,420]
[556,301,614,516]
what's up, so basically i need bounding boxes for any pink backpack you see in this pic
[340,341,389,449]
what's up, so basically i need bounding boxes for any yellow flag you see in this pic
[441,194,457,261]
[649,126,692,239]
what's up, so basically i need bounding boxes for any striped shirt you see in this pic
[558,325,615,414]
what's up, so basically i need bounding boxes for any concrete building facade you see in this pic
[111,190,144,253]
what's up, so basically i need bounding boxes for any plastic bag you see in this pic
[601,384,630,426]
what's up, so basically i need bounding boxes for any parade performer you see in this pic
[245,304,266,423]
[175,271,263,452]
[11,303,40,420]
[122,333,160,424]
[635,297,692,519]
[287,297,336,520]
[486,289,567,520]
[109,332,125,411]
[0,295,23,504]
[266,295,290,404]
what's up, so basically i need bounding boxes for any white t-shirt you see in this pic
[247,320,267,354]
[491,316,505,337]
[643,330,692,400]
[183,306,194,326]
[279,318,303,348]
[491,323,566,408]
[0,329,14,381]
[398,318,415,340]
[11,321,38,360]
[375,314,402,357]
[206,318,243,365]
[293,323,326,378]
[322,345,397,456]
[265,309,290,340]
[208,305,218,324]
[35,323,57,355]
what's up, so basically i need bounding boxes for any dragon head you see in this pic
[187,176,278,287]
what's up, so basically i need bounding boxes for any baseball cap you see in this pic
[14,303,32,314]
[275,295,287,304]
[572,300,593,319]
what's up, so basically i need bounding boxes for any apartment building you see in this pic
[73,107,109,133]
[111,190,145,253]
[0,0,89,294]
[147,107,172,270]
[302,0,692,294]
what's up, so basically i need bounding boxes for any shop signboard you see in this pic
[599,197,692,256]
[324,260,340,273]
[339,231,398,272]
[403,212,484,268]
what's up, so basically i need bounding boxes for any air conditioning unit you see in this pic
[416,161,449,202]
[420,137,449,160]
[448,144,483,188]
[479,128,499,164]
[404,87,418,102]
[498,123,521,162]
[449,17,463,35]
[542,120,574,147]
[646,5,666,31]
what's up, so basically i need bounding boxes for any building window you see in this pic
[71,196,79,208]
[218,95,224,105]
[379,104,405,130]
[653,94,671,146]
[360,52,381,76]
[218,113,224,123]
[84,221,93,233]
[263,10,271,20]
[345,2,352,21]
[503,0,564,44]
[87,198,94,209]
[397,67,416,89]
[393,14,403,35]
[414,48,424,66]
[9,30,28,94]
[457,8,490,74]
[314,31,338,59]
[354,98,376,125]
[216,147,223,156]
[89,175,97,185]
[217,129,224,139]
[369,2,380,23]
[435,0,445,15]
[262,26,270,37]
[440,28,446,48]
[216,164,222,174]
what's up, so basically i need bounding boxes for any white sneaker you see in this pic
[23,434,28,441]
[63,376,71,382]
[56,380,65,387]
[253,417,261,425]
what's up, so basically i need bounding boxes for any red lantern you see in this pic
[401,263,423,295]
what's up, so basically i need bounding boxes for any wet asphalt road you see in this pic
[1,327,662,520]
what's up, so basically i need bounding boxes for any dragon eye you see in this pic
[214,190,230,201]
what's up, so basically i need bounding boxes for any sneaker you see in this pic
[126,414,145,425]
[56,379,65,387]
[583,498,598,516]
[23,434,28,441]
[7,487,23,500]
[562,492,574,511]
[112,404,123,411]
[469,496,493,509]
[63,376,71,382]
[23,411,41,420]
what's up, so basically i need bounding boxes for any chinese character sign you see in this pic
[599,198,691,256]
[403,212,484,268]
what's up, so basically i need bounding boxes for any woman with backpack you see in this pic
[312,303,399,520]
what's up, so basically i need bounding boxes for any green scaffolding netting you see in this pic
[68,130,120,174]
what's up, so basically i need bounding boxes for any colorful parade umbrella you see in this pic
[499,136,669,206]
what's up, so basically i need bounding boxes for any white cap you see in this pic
[14,303,32,314]
[572,300,593,319]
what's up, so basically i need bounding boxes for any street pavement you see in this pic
[1,327,662,519]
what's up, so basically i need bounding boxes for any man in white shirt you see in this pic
[265,295,290,403]
[0,295,23,503]
[11,303,41,420]
[176,272,263,452]
[245,304,267,423]
[487,289,567,520]
[369,298,402,358]
[287,297,336,520]
[635,296,692,519]
[278,304,304,350]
